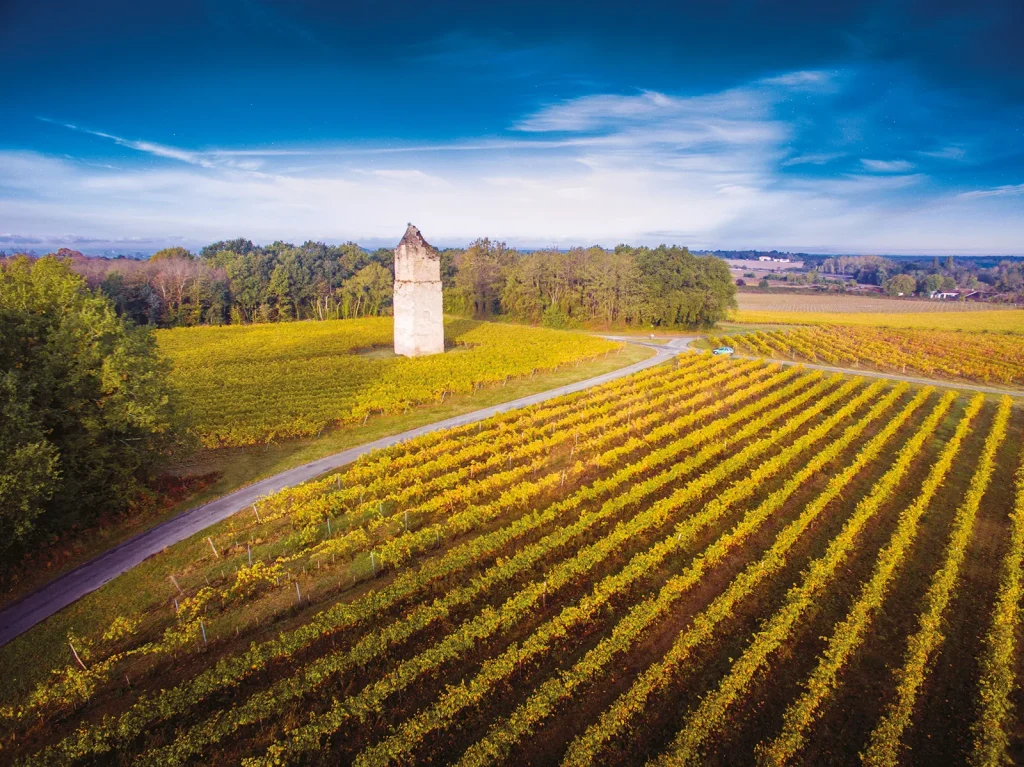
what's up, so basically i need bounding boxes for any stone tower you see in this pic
[393,224,445,357]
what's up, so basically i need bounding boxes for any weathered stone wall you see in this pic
[393,224,445,356]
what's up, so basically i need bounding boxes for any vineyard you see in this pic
[710,326,1024,386]
[733,292,1017,315]
[158,318,620,447]
[1,354,1021,766]
[729,307,1024,332]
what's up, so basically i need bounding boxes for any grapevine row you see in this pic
[293,361,770,566]
[724,325,1024,385]
[454,382,907,766]
[246,375,853,765]
[562,385,935,767]
[259,355,718,522]
[348,353,708,476]
[757,393,988,766]
[969,415,1024,767]
[277,357,745,533]
[649,390,959,767]
[861,396,1012,767]
[31,364,806,765]
[130,366,814,766]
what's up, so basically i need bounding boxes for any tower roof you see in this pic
[396,223,438,257]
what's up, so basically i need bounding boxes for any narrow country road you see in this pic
[4,334,1014,648]
[0,342,686,647]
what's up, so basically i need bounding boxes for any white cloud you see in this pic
[781,152,845,166]
[760,70,835,89]
[5,71,1021,255]
[920,145,966,160]
[957,183,1024,199]
[38,118,218,168]
[860,158,914,173]
[512,88,771,136]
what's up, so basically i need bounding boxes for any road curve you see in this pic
[0,343,682,647]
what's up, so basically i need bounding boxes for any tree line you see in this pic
[814,254,1024,299]
[12,238,737,330]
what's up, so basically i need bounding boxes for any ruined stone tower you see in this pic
[393,224,444,357]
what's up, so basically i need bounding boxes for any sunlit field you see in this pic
[710,326,1024,386]
[159,318,620,447]
[735,292,1017,314]
[731,308,1024,332]
[4,354,1020,766]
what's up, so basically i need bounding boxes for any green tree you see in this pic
[338,263,393,318]
[883,273,917,296]
[629,246,736,328]
[268,247,312,320]
[224,249,275,323]
[0,372,60,548]
[922,273,944,295]
[452,239,513,317]
[150,246,194,262]
[0,257,179,559]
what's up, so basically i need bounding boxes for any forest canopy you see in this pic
[17,240,737,330]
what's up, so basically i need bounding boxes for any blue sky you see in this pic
[1,0,1022,254]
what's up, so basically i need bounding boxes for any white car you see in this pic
[712,346,734,355]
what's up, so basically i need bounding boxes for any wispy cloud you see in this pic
[8,67,1023,255]
[38,117,218,168]
[920,145,966,160]
[957,183,1024,199]
[512,89,770,136]
[760,70,835,89]
[781,152,845,166]
[861,158,914,173]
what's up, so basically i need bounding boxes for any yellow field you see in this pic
[4,356,1021,766]
[711,326,1024,386]
[735,291,1016,314]
[731,308,1024,332]
[159,317,620,447]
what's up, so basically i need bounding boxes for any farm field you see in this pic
[735,291,1017,314]
[159,317,620,447]
[710,326,1024,387]
[731,309,1024,333]
[2,354,1021,766]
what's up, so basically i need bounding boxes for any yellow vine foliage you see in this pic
[159,317,620,447]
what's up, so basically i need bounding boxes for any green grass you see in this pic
[0,343,655,703]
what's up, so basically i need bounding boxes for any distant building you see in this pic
[758,256,772,261]
[929,290,960,300]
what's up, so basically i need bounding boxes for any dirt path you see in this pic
[0,345,678,647]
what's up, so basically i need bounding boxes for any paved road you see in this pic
[0,343,682,647]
